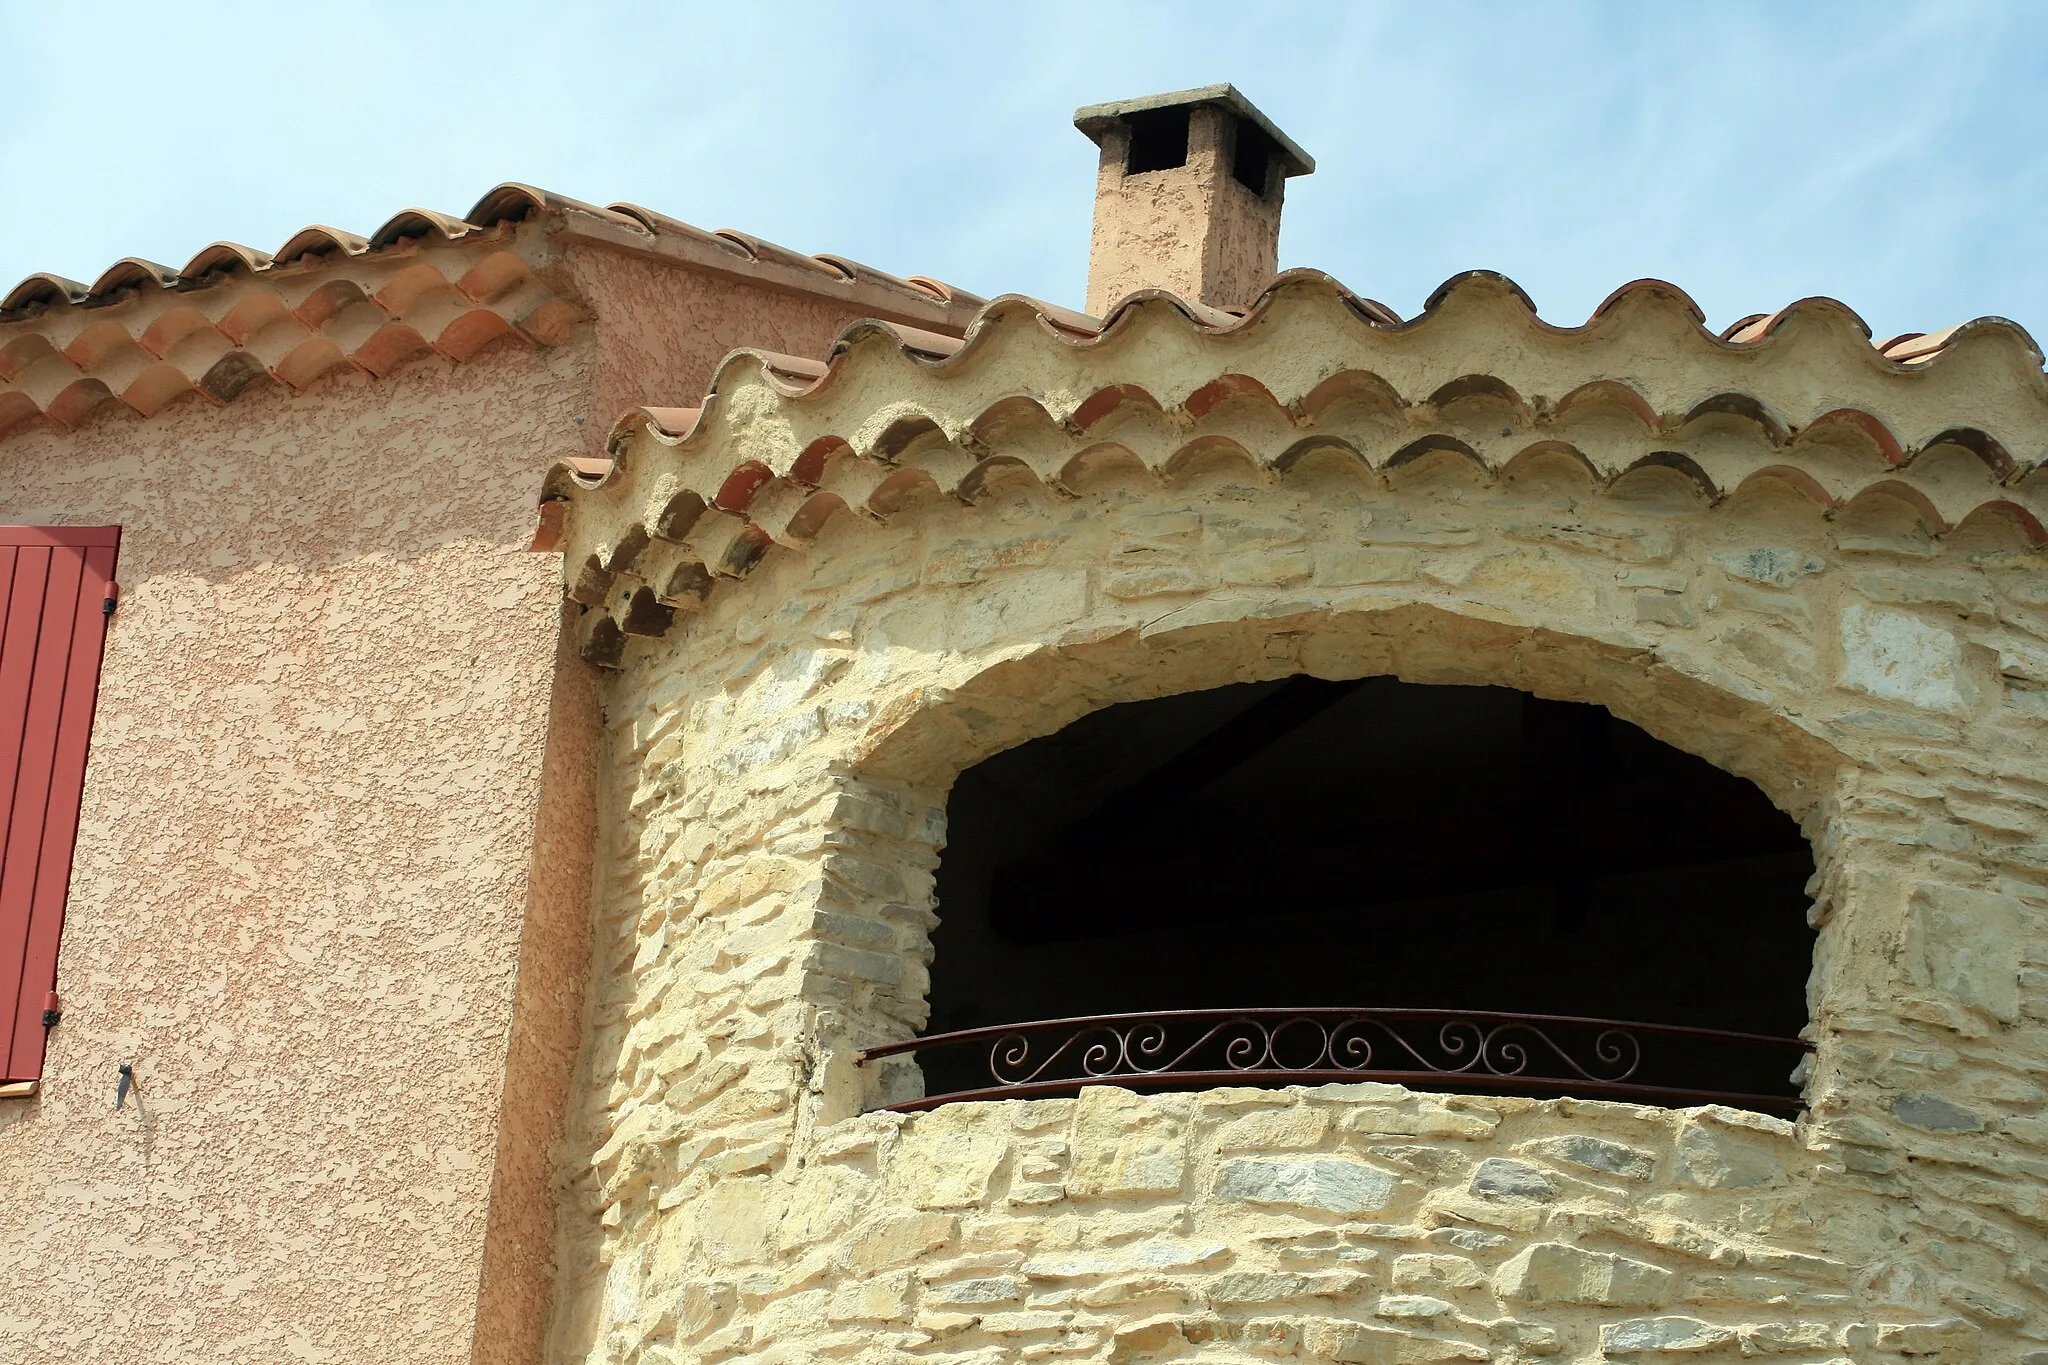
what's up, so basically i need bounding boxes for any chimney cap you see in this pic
[1073,83,1315,177]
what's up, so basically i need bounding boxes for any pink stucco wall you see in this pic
[562,242,930,458]
[0,240,965,1364]
[0,340,594,1362]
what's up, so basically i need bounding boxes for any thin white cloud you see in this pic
[1,0,2041,342]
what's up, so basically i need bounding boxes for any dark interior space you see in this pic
[921,677,1816,1104]
[1124,106,1191,174]
[1230,117,1277,195]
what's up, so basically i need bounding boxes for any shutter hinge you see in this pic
[41,991,60,1028]
[102,583,120,617]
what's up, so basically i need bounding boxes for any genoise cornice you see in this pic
[548,270,2048,666]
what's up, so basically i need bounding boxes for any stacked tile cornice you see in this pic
[546,270,2048,664]
[0,184,987,443]
[0,186,592,440]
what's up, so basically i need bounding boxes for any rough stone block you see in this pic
[1891,1091,1984,1133]
[1469,1157,1560,1201]
[807,908,898,952]
[1392,1254,1485,1293]
[956,569,1087,648]
[977,1308,1072,1334]
[922,1275,1023,1307]
[1021,1240,1226,1280]
[802,939,903,988]
[673,1280,735,1341]
[1214,1157,1400,1216]
[1838,604,1973,713]
[690,1177,782,1266]
[917,1309,980,1338]
[843,1210,958,1273]
[1319,547,1419,586]
[1904,884,2024,1025]
[1430,1227,1508,1253]
[1723,623,1822,690]
[1105,566,1206,600]
[1493,1242,1672,1307]
[1635,590,1695,627]
[886,1114,1007,1209]
[1872,1318,1980,1363]
[1107,1314,1197,1363]
[1220,549,1314,588]
[1235,1315,1301,1353]
[1063,1088,1189,1199]
[1599,1316,1734,1354]
[1674,1116,1786,1189]
[1204,1271,1313,1304]
[1717,547,1824,588]
[924,534,1055,586]
[826,1270,914,1322]
[1736,1321,1833,1354]
[749,1287,830,1342]
[1346,1102,1498,1140]
[1298,1319,1405,1364]
[1493,1320,1564,1356]
[1421,1187,1542,1233]
[1214,1106,1332,1150]
[1519,1134,1656,1181]
[1300,1317,1489,1363]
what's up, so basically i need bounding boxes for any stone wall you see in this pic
[548,277,2048,1362]
[0,341,597,1365]
[552,451,2048,1361]
[592,1080,1980,1364]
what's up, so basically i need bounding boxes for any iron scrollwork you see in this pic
[861,1007,1811,1114]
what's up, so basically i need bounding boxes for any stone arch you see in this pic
[856,599,1846,829]
[830,593,1851,1118]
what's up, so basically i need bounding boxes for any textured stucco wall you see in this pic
[0,341,595,1363]
[0,232,951,1363]
[549,283,2048,1362]
[563,243,937,458]
[474,618,605,1365]
[1085,106,1284,315]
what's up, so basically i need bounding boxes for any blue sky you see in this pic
[3,2,2042,341]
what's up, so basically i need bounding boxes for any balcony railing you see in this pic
[859,1007,1813,1114]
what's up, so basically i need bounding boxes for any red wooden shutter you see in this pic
[0,527,119,1084]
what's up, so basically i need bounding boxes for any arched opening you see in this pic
[897,675,1816,1111]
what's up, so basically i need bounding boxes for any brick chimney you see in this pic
[1074,84,1314,317]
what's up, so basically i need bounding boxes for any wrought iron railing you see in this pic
[859,1007,1813,1114]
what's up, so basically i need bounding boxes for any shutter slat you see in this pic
[0,549,50,1071]
[7,544,117,1079]
[0,550,19,664]
[0,550,51,861]
[0,530,119,1083]
[0,548,79,1081]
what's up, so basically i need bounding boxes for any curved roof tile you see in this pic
[0,182,994,441]
[2,274,89,312]
[2,182,984,327]
[547,269,2048,661]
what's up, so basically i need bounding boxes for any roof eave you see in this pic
[1073,83,1315,177]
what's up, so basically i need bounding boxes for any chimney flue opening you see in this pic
[1075,84,1314,315]
[1231,119,1278,197]
[1124,106,1191,175]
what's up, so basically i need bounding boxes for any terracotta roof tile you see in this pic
[546,270,2048,660]
[1,181,985,327]
[0,182,990,443]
